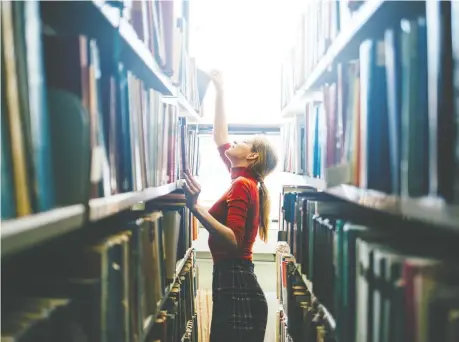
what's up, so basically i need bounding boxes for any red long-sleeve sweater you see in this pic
[208,143,260,263]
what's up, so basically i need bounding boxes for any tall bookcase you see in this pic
[2,1,201,341]
[277,1,459,342]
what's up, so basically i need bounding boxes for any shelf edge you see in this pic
[1,205,86,258]
[326,184,459,231]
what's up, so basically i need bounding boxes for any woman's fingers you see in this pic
[183,180,199,197]
[183,174,195,193]
[184,173,200,193]
[183,184,196,204]
[189,174,201,191]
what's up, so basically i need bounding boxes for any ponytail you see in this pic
[258,180,270,243]
[250,135,278,244]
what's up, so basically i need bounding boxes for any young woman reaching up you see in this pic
[182,70,278,342]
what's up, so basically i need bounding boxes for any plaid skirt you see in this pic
[210,259,268,342]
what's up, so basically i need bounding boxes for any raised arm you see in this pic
[209,70,229,147]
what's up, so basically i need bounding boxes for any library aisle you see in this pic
[2,1,459,342]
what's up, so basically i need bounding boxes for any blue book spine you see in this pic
[360,39,391,192]
[25,1,55,211]
[313,106,320,178]
[118,64,133,192]
[384,28,402,195]
[415,17,430,195]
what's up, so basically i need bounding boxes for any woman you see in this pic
[183,70,278,342]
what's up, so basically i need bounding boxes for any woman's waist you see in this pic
[208,239,255,263]
[213,257,255,273]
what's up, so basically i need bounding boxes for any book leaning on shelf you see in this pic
[2,209,197,342]
[1,1,201,221]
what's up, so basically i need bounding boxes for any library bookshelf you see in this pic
[2,1,201,341]
[278,1,459,341]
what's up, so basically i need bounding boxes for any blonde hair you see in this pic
[249,136,278,243]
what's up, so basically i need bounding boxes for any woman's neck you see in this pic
[230,160,250,168]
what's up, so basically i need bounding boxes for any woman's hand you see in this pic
[208,69,224,91]
[182,172,201,211]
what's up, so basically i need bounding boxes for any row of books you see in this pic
[2,204,197,342]
[1,1,200,220]
[280,102,325,179]
[280,115,305,174]
[321,21,429,197]
[276,255,336,342]
[283,7,459,203]
[125,0,200,109]
[151,192,200,245]
[276,308,291,342]
[328,10,458,201]
[279,189,459,342]
[280,0,365,108]
[145,254,198,342]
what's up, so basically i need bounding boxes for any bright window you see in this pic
[188,1,305,125]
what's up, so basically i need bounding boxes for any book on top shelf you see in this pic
[127,0,201,112]
[280,0,367,109]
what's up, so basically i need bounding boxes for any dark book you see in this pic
[384,27,402,195]
[47,89,91,207]
[117,64,133,192]
[359,39,391,193]
[426,0,455,202]
[400,17,429,198]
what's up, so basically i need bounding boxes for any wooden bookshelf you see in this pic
[326,184,459,232]
[1,205,86,258]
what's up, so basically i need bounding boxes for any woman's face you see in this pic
[225,139,255,162]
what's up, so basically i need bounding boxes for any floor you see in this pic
[194,227,279,342]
